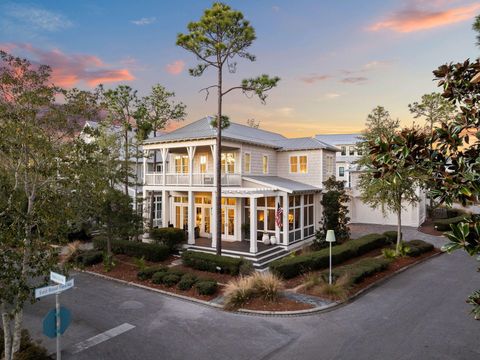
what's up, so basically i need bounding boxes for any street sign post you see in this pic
[50,271,66,285]
[35,273,73,360]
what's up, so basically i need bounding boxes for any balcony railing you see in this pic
[144,172,241,186]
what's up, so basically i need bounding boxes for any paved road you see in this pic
[24,229,480,360]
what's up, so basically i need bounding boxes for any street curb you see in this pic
[81,251,443,317]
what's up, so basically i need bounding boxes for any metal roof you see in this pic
[244,176,321,193]
[144,117,336,151]
[315,133,363,146]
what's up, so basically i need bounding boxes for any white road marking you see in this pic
[71,323,136,354]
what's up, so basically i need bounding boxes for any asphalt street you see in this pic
[23,246,480,360]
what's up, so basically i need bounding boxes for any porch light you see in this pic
[326,230,336,285]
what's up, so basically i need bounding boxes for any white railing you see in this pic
[144,172,241,186]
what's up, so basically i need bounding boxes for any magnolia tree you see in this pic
[177,2,280,255]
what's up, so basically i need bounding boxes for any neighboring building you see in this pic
[316,133,427,228]
[142,116,338,268]
[315,133,363,187]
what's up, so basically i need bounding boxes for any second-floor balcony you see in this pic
[145,172,241,186]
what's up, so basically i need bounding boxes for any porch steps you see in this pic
[183,245,289,270]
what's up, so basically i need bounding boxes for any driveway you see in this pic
[23,226,479,360]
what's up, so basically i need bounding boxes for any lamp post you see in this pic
[326,230,336,285]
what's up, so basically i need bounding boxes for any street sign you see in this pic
[50,271,66,285]
[35,279,74,299]
[43,307,71,338]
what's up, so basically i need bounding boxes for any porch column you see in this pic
[187,146,196,186]
[188,190,195,245]
[142,188,149,240]
[211,191,217,248]
[143,150,148,184]
[283,193,289,245]
[210,144,217,186]
[300,194,305,240]
[275,195,281,243]
[161,148,169,185]
[162,190,169,227]
[249,196,257,253]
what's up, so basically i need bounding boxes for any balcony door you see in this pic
[195,196,211,238]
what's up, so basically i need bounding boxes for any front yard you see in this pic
[71,229,440,313]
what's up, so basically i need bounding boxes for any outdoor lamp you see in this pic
[326,230,336,285]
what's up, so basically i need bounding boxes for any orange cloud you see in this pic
[369,3,480,33]
[165,60,185,75]
[301,74,331,84]
[1,43,134,87]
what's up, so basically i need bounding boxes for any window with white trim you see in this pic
[299,156,307,173]
[290,156,298,173]
[303,194,314,237]
[341,146,346,156]
[288,195,302,242]
[174,155,188,173]
[349,146,355,156]
[339,166,345,177]
[199,155,207,173]
[262,155,268,174]
[221,152,235,173]
[244,153,251,173]
[325,155,334,178]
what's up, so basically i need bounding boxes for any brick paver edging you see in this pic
[81,251,443,317]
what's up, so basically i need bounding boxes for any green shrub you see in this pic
[434,214,470,231]
[328,257,391,285]
[181,251,246,275]
[137,265,168,280]
[195,280,218,295]
[74,250,103,266]
[270,233,388,279]
[150,227,186,251]
[93,237,170,262]
[162,273,181,287]
[406,240,434,257]
[167,268,186,277]
[177,274,198,291]
[152,271,168,284]
[383,231,401,244]
[382,248,397,259]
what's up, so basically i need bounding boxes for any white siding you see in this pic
[277,150,323,187]
[240,144,277,176]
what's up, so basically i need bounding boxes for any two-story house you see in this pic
[316,133,427,228]
[315,134,362,188]
[141,117,338,268]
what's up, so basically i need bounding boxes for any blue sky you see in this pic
[1,0,479,136]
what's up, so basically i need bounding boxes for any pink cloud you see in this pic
[368,3,480,33]
[165,60,185,75]
[1,43,134,87]
[300,74,331,84]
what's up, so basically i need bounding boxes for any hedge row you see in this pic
[138,267,217,295]
[181,251,248,275]
[383,231,402,244]
[150,227,186,250]
[93,237,170,262]
[328,257,392,285]
[434,214,470,231]
[270,233,388,279]
[405,240,434,257]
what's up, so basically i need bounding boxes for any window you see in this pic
[299,156,307,173]
[262,155,268,174]
[200,155,207,173]
[290,156,298,173]
[339,166,345,177]
[155,163,163,173]
[326,155,334,178]
[349,146,355,156]
[341,146,346,156]
[221,153,235,173]
[244,153,251,173]
[174,155,188,173]
[153,195,162,220]
[255,196,277,240]
[303,194,314,237]
[357,146,363,156]
[288,195,302,242]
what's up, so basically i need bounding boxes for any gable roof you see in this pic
[144,116,336,151]
[315,133,363,146]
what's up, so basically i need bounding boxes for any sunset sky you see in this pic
[1,0,479,136]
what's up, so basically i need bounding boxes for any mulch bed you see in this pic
[87,255,220,301]
[241,296,314,312]
[299,249,441,300]
[418,219,444,236]
[167,264,236,285]
[283,247,383,289]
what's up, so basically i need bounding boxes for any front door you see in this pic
[195,206,211,237]
[221,198,236,240]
